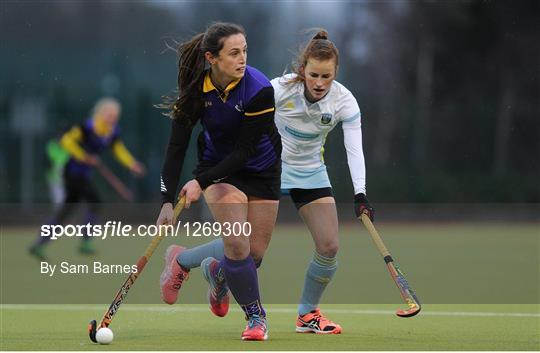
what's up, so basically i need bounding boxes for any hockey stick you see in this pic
[96,162,134,202]
[88,197,186,342]
[360,213,421,317]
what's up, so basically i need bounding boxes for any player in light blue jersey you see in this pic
[270,29,375,334]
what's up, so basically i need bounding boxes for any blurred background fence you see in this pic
[1,0,539,208]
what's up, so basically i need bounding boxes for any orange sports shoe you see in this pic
[295,308,342,334]
[160,245,189,305]
[241,315,268,341]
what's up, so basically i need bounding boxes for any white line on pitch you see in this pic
[1,304,539,318]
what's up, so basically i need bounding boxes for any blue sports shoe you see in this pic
[201,257,230,317]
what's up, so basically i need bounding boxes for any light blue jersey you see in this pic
[271,74,366,194]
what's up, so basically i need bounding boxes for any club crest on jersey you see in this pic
[321,113,333,125]
[205,101,213,108]
[235,100,244,112]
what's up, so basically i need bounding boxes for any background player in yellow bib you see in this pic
[29,98,145,259]
[270,29,375,334]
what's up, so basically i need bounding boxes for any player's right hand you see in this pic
[180,179,202,209]
[157,202,174,226]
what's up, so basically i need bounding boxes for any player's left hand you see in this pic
[354,193,375,221]
[130,161,146,176]
[180,179,202,208]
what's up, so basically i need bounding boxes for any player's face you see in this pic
[303,58,337,102]
[210,33,247,84]
[99,103,120,126]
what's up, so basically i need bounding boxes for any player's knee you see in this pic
[317,241,339,258]
[223,237,250,260]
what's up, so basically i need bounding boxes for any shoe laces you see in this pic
[211,285,228,301]
[211,266,228,300]
[309,309,334,327]
[247,314,266,330]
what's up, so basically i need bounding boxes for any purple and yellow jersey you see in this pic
[60,118,135,177]
[199,65,279,172]
[160,65,281,204]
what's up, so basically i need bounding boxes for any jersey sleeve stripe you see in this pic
[342,111,361,123]
[244,107,275,117]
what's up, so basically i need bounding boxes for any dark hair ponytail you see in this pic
[172,33,206,126]
[160,22,246,127]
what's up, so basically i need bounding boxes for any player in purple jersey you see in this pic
[29,98,145,259]
[157,22,281,341]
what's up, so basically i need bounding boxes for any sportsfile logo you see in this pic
[39,221,184,240]
[40,221,252,240]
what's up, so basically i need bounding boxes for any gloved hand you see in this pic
[354,193,375,221]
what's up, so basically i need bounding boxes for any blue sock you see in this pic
[178,239,224,269]
[298,252,338,316]
[221,255,265,318]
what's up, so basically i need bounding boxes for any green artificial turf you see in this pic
[1,304,538,350]
[1,222,539,350]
